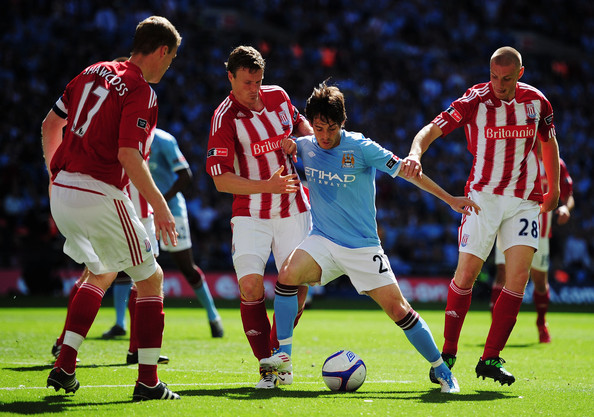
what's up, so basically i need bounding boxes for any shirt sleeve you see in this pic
[206,112,236,177]
[360,136,402,178]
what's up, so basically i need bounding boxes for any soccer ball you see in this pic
[322,350,366,392]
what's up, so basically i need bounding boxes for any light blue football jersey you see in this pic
[296,130,401,248]
[148,128,190,217]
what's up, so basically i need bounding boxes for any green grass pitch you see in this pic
[0,297,592,416]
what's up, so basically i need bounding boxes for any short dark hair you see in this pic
[305,81,347,126]
[131,16,181,55]
[225,46,266,77]
[491,46,522,69]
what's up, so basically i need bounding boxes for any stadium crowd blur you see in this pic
[1,0,592,294]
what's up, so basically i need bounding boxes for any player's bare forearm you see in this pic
[119,147,177,246]
[402,123,442,178]
[294,119,314,137]
[540,137,560,213]
[213,167,299,195]
[400,171,480,216]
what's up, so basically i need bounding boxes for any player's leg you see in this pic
[270,286,308,352]
[48,270,117,393]
[443,191,498,358]
[273,249,321,356]
[102,272,132,339]
[259,248,321,385]
[477,245,532,385]
[491,245,506,315]
[129,260,179,401]
[269,212,312,353]
[531,238,551,343]
[532,269,551,342]
[443,252,484,356]
[368,282,459,393]
[169,247,223,337]
[53,268,89,358]
[231,216,282,388]
[478,201,539,385]
[127,285,138,357]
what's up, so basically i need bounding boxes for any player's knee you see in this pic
[278,263,299,286]
[238,274,265,300]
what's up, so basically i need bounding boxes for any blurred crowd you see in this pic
[1,0,592,293]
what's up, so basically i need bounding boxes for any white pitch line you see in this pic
[1,380,412,391]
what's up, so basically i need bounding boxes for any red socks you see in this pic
[533,289,549,327]
[57,280,82,345]
[490,285,503,316]
[134,296,164,387]
[483,288,523,359]
[442,279,473,356]
[127,287,138,353]
[55,283,104,373]
[240,296,271,361]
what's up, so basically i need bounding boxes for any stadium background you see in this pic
[0,0,592,303]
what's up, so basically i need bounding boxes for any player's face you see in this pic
[312,116,342,150]
[490,62,524,101]
[229,67,263,109]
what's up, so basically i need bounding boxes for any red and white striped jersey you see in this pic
[539,158,573,238]
[206,85,310,219]
[432,81,556,203]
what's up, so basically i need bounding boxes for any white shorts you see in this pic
[51,171,157,281]
[494,237,549,272]
[298,234,397,295]
[141,214,159,257]
[231,211,311,279]
[160,214,191,252]
[459,190,539,261]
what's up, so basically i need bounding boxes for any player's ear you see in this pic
[518,66,525,80]
[160,45,169,57]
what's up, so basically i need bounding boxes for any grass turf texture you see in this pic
[0,297,592,416]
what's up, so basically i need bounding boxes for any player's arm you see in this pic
[294,117,313,137]
[401,123,443,178]
[556,194,574,225]
[41,109,67,177]
[163,167,192,201]
[539,136,560,213]
[212,168,299,195]
[398,169,480,216]
[119,147,177,246]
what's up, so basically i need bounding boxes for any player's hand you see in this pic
[153,206,178,247]
[556,205,571,225]
[401,155,423,178]
[540,191,559,214]
[267,166,299,194]
[448,196,481,216]
[281,136,298,163]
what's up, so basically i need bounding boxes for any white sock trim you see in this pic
[138,348,161,365]
[63,331,84,351]
[278,337,292,347]
[431,357,444,368]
